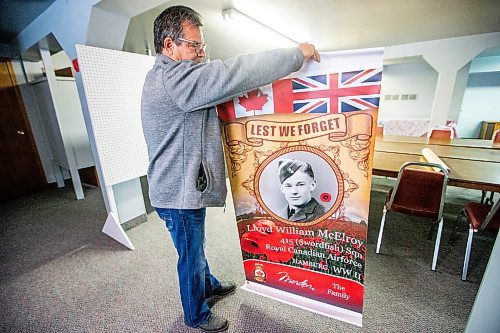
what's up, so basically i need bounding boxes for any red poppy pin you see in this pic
[320,192,332,202]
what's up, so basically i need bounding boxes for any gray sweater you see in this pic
[141,48,304,209]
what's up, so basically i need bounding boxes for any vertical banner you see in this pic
[217,48,383,327]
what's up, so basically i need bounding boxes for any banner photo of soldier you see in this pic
[217,48,383,327]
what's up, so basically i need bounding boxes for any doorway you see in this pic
[0,58,47,201]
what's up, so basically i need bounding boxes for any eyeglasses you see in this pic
[177,37,207,54]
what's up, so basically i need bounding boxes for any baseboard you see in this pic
[121,213,148,231]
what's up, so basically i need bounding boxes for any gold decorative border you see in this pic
[224,113,374,177]
[340,136,371,177]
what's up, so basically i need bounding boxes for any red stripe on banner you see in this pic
[299,100,324,113]
[343,69,375,85]
[272,79,294,114]
[350,98,374,109]
[244,259,364,313]
[293,78,317,88]
[216,100,236,121]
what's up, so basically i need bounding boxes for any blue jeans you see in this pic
[156,208,221,327]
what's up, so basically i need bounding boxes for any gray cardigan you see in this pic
[141,48,304,209]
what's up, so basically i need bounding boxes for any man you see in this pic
[277,159,325,222]
[141,5,320,332]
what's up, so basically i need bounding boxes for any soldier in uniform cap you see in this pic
[277,158,325,222]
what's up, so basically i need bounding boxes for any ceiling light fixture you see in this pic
[222,8,299,46]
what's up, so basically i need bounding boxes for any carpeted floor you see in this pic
[0,178,496,332]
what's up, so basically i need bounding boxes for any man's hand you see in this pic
[299,43,320,63]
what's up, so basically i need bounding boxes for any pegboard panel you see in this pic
[76,45,155,186]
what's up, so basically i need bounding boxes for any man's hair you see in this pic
[153,5,203,54]
[277,159,315,184]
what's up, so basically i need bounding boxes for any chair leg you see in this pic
[481,190,494,205]
[449,209,465,244]
[376,207,387,254]
[486,192,494,205]
[481,190,487,204]
[431,218,443,271]
[427,222,436,240]
[462,226,474,281]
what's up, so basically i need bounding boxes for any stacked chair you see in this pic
[493,129,500,143]
[376,124,384,136]
[428,126,454,139]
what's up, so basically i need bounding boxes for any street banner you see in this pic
[217,48,383,326]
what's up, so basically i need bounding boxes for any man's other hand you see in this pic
[299,43,320,63]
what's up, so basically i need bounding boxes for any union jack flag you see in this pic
[339,69,382,112]
[289,69,382,114]
[292,75,330,113]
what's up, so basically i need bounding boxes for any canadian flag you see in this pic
[217,79,299,121]
[218,84,274,121]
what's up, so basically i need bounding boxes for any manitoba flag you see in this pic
[217,68,382,122]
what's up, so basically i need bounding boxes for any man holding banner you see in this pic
[141,5,320,332]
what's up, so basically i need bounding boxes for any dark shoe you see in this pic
[212,281,236,297]
[206,282,237,308]
[196,314,228,332]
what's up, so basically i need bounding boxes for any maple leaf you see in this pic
[238,89,268,112]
